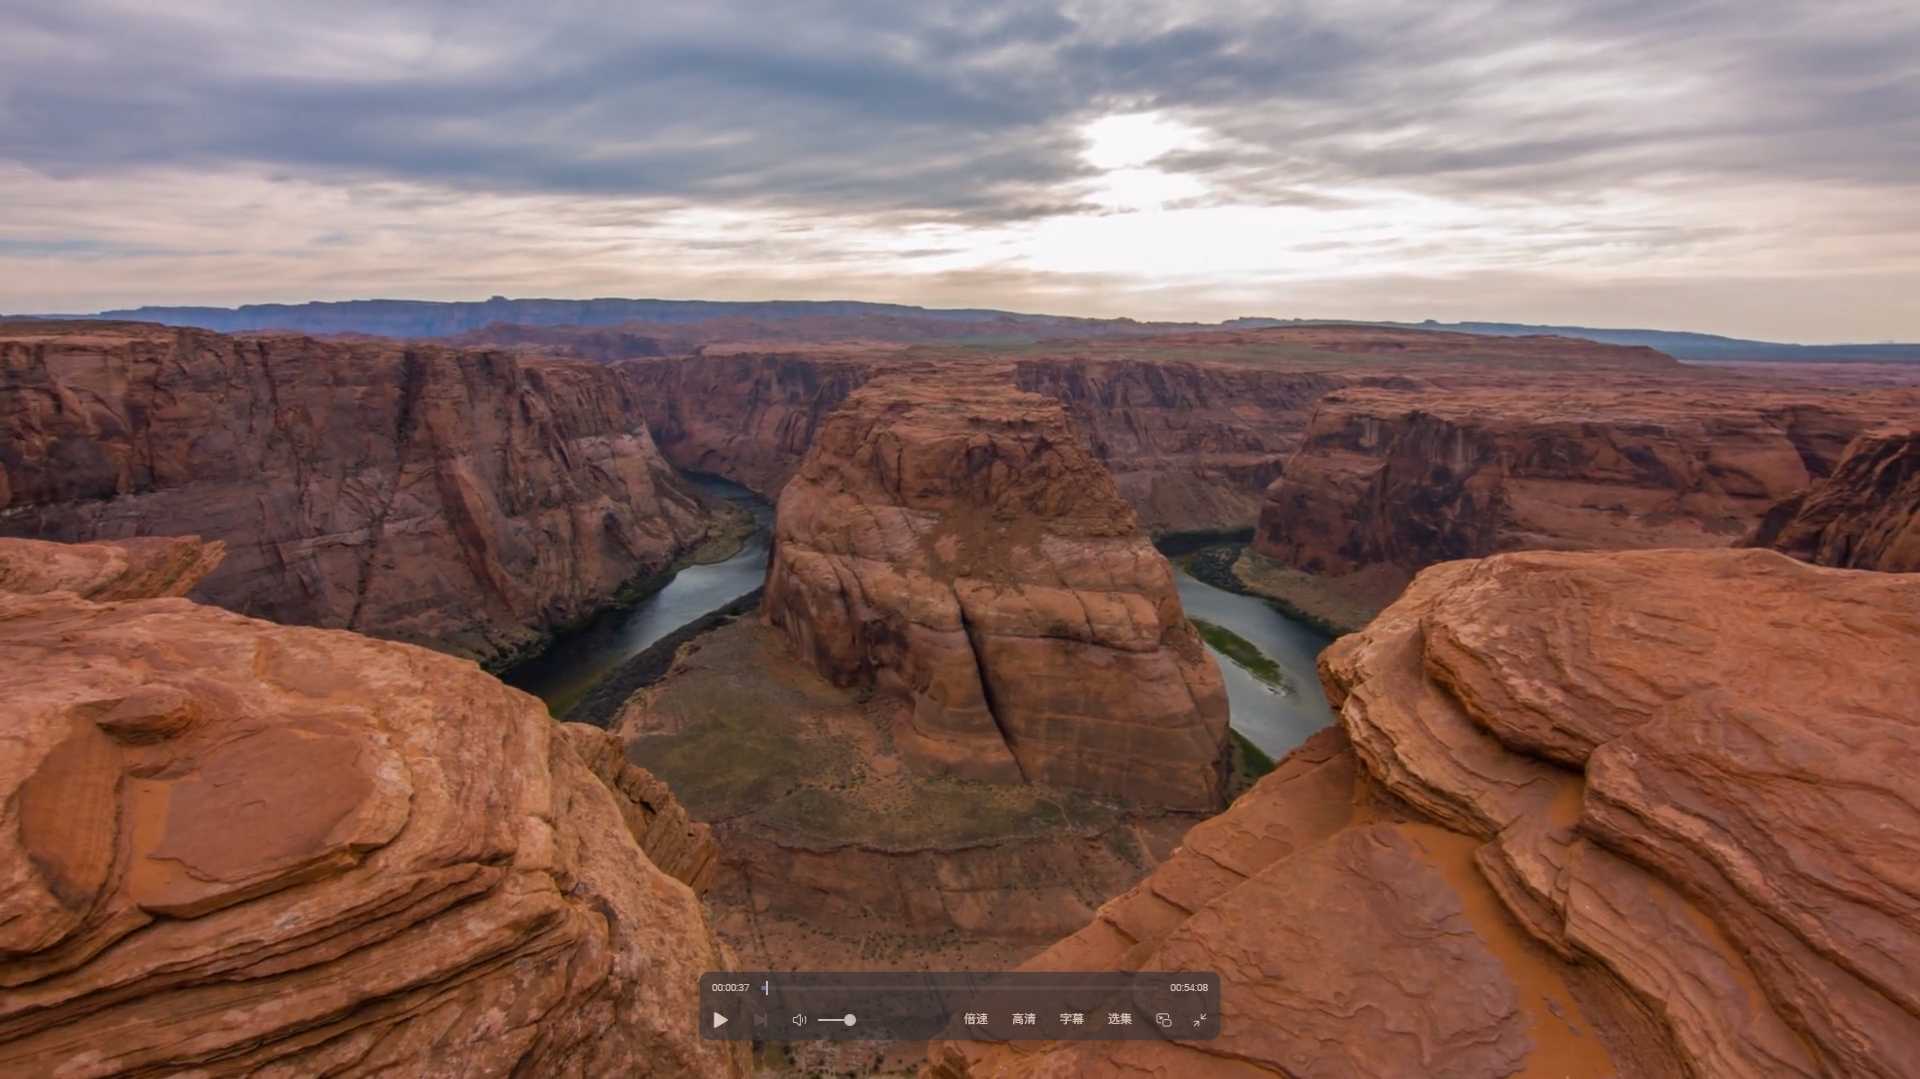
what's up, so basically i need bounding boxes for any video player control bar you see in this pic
[700,971,1220,1042]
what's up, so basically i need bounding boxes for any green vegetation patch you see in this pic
[1191,617,1292,692]
[1226,730,1278,800]
[1232,730,1276,779]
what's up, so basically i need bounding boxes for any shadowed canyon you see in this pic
[4,310,1919,1077]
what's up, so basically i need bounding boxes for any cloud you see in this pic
[0,0,1916,338]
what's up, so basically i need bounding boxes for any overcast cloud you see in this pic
[2,0,1916,340]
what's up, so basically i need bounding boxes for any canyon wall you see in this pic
[0,536,745,1077]
[1251,380,1911,592]
[934,548,1920,1078]
[1010,358,1337,532]
[619,351,1337,533]
[0,322,712,666]
[613,328,1682,535]
[1747,426,1920,572]
[761,369,1231,811]
[617,352,871,493]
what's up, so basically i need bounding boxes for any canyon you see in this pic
[5,319,1787,672]
[1245,376,1920,624]
[596,368,1243,1018]
[0,321,718,668]
[933,547,1920,1078]
[0,536,744,1077]
[5,312,1920,1077]
[612,324,1680,536]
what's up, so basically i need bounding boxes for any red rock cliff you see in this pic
[612,327,1684,535]
[619,350,1337,533]
[762,369,1231,811]
[1252,380,1909,588]
[0,321,711,666]
[935,548,1920,1077]
[1011,357,1338,533]
[616,351,872,493]
[0,536,745,1077]
[1747,425,1920,572]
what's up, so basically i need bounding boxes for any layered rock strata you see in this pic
[560,722,723,893]
[0,536,744,1077]
[1010,358,1337,533]
[0,534,224,601]
[1252,382,1913,592]
[617,323,1673,536]
[621,350,1330,533]
[0,321,710,665]
[618,351,871,494]
[934,548,1920,1078]
[1747,425,1920,571]
[761,370,1231,810]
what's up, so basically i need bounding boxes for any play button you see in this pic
[711,1012,729,1029]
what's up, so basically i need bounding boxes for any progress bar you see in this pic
[700,971,1220,1042]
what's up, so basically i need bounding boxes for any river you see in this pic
[508,478,1335,758]
[1174,566,1337,760]
[502,477,773,718]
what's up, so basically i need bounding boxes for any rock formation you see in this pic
[618,351,871,494]
[621,350,1328,533]
[761,369,1231,811]
[1251,380,1914,597]
[0,536,744,1077]
[560,721,722,892]
[0,534,224,601]
[1747,425,1920,572]
[613,325,1675,535]
[1009,358,1337,533]
[604,612,1201,975]
[0,321,712,666]
[933,548,1920,1078]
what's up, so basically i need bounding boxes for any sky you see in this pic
[2,0,1917,342]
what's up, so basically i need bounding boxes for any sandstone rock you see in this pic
[1330,548,1920,1078]
[1011,726,1360,974]
[608,613,1192,973]
[1010,358,1336,533]
[622,349,1328,534]
[1747,426,1920,571]
[939,548,1920,1078]
[1319,559,1564,836]
[0,537,744,1077]
[0,321,711,666]
[0,534,223,601]
[1252,380,1918,596]
[618,351,871,494]
[558,722,722,894]
[616,325,1672,537]
[931,732,1557,1079]
[761,370,1230,810]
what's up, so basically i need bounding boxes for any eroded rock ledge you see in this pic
[935,548,1920,1078]
[0,537,744,1077]
[1748,425,1920,572]
[762,369,1231,811]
